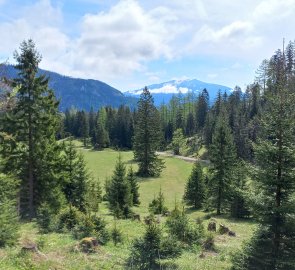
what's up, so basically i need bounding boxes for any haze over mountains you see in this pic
[3,65,231,110]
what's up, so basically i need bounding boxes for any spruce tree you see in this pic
[127,166,140,206]
[85,178,102,216]
[4,40,61,218]
[149,187,168,215]
[106,155,132,218]
[133,87,164,177]
[209,113,236,215]
[183,162,205,209]
[62,139,88,212]
[232,87,295,269]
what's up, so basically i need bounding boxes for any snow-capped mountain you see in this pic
[124,79,231,106]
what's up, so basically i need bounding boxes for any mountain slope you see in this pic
[3,65,137,111]
[125,79,231,105]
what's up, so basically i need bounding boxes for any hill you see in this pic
[125,79,232,106]
[2,65,137,111]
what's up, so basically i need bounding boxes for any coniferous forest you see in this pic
[1,39,295,269]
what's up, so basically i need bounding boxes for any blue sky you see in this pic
[1,0,294,91]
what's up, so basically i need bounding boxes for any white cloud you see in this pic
[1,0,295,89]
[69,0,179,80]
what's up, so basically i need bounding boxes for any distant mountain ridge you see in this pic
[125,79,231,105]
[3,65,137,111]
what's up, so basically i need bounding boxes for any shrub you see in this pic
[57,205,84,231]
[72,215,109,244]
[111,223,123,246]
[149,188,168,215]
[36,202,57,233]
[128,222,182,270]
[166,206,204,245]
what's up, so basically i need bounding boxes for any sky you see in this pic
[0,0,294,92]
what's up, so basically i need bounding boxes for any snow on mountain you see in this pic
[124,79,231,105]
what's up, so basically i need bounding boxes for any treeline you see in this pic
[63,105,134,149]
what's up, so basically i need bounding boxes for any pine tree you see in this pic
[230,161,250,218]
[130,222,162,270]
[183,162,205,209]
[85,178,102,216]
[232,86,295,269]
[196,89,209,130]
[209,113,236,215]
[4,40,61,218]
[106,155,132,218]
[133,87,165,177]
[127,166,140,206]
[62,139,88,212]
[149,187,168,215]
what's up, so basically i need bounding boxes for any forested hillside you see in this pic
[2,65,137,111]
[1,39,295,270]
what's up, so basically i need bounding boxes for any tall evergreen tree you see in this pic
[209,113,236,215]
[4,40,61,218]
[133,87,164,177]
[183,162,205,209]
[232,86,295,269]
[196,89,209,130]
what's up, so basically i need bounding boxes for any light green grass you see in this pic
[0,143,256,270]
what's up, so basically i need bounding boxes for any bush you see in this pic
[166,206,204,245]
[128,222,182,270]
[149,188,168,215]
[57,205,84,231]
[36,203,57,233]
[72,215,109,244]
[111,223,123,246]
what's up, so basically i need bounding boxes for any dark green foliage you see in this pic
[230,161,250,218]
[0,173,19,247]
[133,87,165,177]
[36,202,57,233]
[149,188,168,215]
[111,222,123,246]
[58,205,84,231]
[129,222,181,270]
[183,162,205,209]
[127,166,140,206]
[166,205,204,245]
[231,225,295,270]
[72,215,109,244]
[85,178,102,215]
[232,46,295,269]
[106,155,132,218]
[62,139,88,212]
[196,89,209,130]
[2,40,61,219]
[209,113,236,215]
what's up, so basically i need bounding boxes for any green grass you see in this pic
[0,142,256,269]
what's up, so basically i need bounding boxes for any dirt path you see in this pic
[156,151,210,164]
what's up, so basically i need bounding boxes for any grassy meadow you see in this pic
[0,142,257,270]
